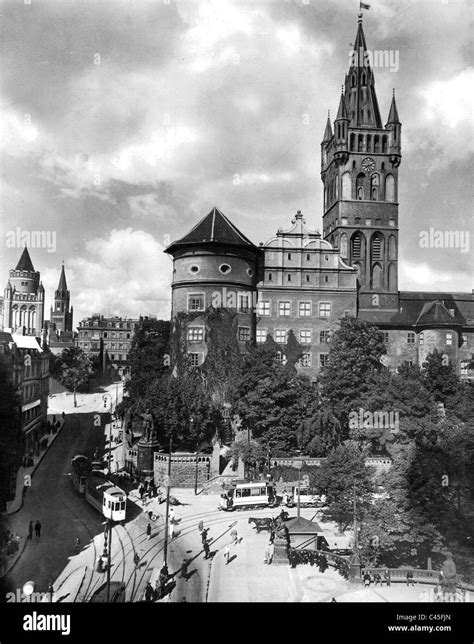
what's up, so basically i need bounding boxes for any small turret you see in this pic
[385,89,402,167]
[334,88,350,164]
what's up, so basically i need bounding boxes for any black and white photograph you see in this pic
[0,0,472,641]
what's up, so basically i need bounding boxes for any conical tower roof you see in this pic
[165,207,256,254]
[15,247,35,272]
[57,264,68,292]
[386,90,401,125]
[322,112,333,143]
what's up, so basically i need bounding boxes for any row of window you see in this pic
[266,273,333,285]
[384,332,464,346]
[81,342,129,350]
[258,301,331,318]
[257,329,331,345]
[188,294,333,318]
[187,351,330,369]
[187,326,332,345]
[80,330,131,339]
[80,321,137,330]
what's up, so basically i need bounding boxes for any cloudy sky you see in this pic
[1,0,472,325]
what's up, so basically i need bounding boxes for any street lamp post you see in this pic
[162,436,173,569]
[349,481,362,583]
[294,459,304,519]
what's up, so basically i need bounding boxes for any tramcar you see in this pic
[219,481,276,511]
[285,487,326,508]
[71,455,127,522]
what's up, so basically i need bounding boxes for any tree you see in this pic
[125,318,170,404]
[319,317,386,430]
[314,442,374,532]
[229,432,266,479]
[231,344,314,455]
[50,347,94,400]
[422,349,459,403]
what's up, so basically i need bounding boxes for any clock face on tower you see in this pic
[362,157,375,173]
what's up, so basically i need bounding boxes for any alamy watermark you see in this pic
[419,227,470,253]
[349,47,399,73]
[349,408,400,433]
[5,227,56,253]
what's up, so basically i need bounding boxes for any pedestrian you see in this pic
[62,411,65,420]
[383,569,391,586]
[406,570,415,587]
[363,572,371,587]
[74,537,81,554]
[374,572,382,587]
[230,529,238,544]
[139,485,144,500]
[203,540,211,560]
[145,582,154,602]
[198,520,204,533]
[169,507,175,523]
[168,521,174,540]
[133,552,140,568]
[201,528,209,545]
[34,520,41,539]
[264,540,274,564]
[224,544,230,565]
[181,558,189,581]
[146,523,152,540]
[27,521,33,541]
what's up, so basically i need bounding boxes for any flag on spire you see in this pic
[360,2,370,9]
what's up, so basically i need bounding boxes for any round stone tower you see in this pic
[164,207,261,364]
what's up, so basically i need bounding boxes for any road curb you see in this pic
[5,416,67,516]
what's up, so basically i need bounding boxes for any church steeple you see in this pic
[320,13,402,315]
[344,14,383,129]
[322,112,333,143]
[56,263,68,298]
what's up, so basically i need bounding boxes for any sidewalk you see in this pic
[6,415,66,515]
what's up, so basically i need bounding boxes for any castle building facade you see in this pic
[165,15,473,381]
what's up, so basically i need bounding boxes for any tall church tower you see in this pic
[3,247,45,335]
[50,263,73,336]
[321,13,402,313]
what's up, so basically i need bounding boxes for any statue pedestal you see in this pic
[349,560,362,583]
[137,439,159,478]
[272,537,289,564]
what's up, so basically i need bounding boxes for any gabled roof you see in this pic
[359,291,473,328]
[12,334,43,352]
[285,516,322,533]
[165,207,256,253]
[15,247,35,272]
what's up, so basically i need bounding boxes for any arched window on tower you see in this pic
[371,233,384,261]
[358,134,364,152]
[385,174,395,201]
[20,305,27,329]
[388,234,397,260]
[351,233,363,260]
[342,172,351,200]
[366,134,372,152]
[371,173,379,200]
[371,263,383,290]
[361,72,366,85]
[351,75,356,87]
[350,133,355,151]
[374,135,380,153]
[388,262,397,291]
[340,233,348,258]
[356,173,365,200]
[12,305,18,330]
[382,135,388,153]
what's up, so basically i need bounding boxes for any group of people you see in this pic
[138,479,161,504]
[27,520,42,541]
[363,570,392,587]
[144,563,171,602]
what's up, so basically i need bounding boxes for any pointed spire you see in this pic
[345,16,382,128]
[15,246,35,272]
[386,89,400,124]
[322,111,333,142]
[57,263,68,292]
[336,88,348,120]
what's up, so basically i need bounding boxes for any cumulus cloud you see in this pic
[45,229,172,323]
